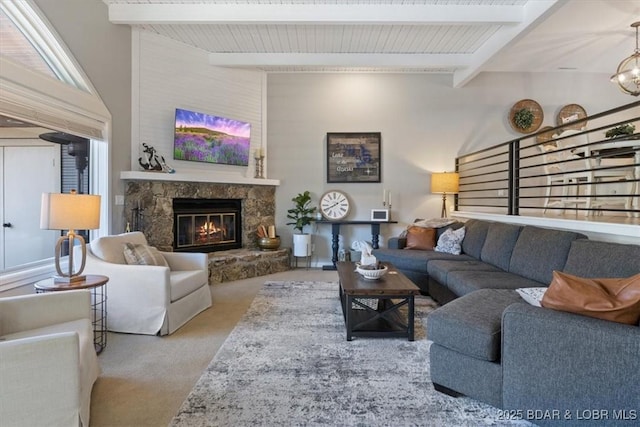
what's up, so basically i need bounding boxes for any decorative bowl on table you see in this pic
[257,236,281,251]
[355,263,388,280]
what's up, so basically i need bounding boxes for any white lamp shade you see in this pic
[431,172,459,194]
[40,192,101,230]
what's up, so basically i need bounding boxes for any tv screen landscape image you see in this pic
[174,108,251,166]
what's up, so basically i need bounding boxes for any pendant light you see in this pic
[611,22,640,96]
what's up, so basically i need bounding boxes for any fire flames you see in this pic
[198,222,225,241]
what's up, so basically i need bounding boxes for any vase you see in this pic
[292,233,312,257]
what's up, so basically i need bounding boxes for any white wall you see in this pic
[33,0,131,234]
[129,30,633,266]
[267,72,630,265]
[133,30,265,181]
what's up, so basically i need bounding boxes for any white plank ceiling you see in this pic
[103,0,640,87]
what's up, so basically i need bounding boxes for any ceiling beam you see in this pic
[108,3,523,26]
[208,53,470,69]
[452,0,563,87]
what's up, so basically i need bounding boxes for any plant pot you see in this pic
[292,233,312,257]
[257,236,281,251]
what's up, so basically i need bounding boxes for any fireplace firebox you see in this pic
[173,198,242,252]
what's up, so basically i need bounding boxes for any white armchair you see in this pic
[0,290,100,427]
[77,231,211,335]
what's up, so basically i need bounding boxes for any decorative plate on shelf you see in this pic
[556,104,587,130]
[509,99,544,134]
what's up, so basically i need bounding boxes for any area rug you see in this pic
[171,281,530,426]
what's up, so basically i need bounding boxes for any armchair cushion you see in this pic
[171,270,209,301]
[91,231,148,264]
[123,242,168,267]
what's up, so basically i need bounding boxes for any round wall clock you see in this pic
[320,190,351,220]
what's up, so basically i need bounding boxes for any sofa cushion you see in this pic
[404,226,436,250]
[123,243,169,267]
[562,239,640,278]
[460,219,491,259]
[373,248,475,272]
[508,225,584,284]
[427,259,501,288]
[480,222,522,271]
[91,231,148,264]
[446,270,543,297]
[434,226,466,255]
[427,289,523,362]
[541,271,640,325]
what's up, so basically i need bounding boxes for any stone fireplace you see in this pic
[123,178,276,252]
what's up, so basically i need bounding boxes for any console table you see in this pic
[316,220,397,270]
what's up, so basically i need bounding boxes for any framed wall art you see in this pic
[326,132,381,183]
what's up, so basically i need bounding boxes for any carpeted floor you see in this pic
[170,281,530,426]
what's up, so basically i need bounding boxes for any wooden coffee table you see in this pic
[337,261,421,341]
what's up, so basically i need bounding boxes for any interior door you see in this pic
[2,145,60,269]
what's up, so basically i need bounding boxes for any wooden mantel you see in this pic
[120,170,280,186]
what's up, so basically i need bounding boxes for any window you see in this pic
[0,0,110,290]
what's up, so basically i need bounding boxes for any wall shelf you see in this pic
[120,171,280,186]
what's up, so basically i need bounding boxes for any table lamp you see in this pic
[40,190,101,283]
[431,172,459,218]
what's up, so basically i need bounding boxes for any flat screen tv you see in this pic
[174,108,251,166]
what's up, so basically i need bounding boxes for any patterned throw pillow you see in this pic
[516,287,547,307]
[123,243,169,267]
[434,226,466,255]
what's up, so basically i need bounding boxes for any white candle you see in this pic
[388,190,391,205]
[383,189,387,204]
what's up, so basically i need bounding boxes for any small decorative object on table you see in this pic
[355,262,388,280]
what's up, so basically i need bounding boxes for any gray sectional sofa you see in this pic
[374,219,640,425]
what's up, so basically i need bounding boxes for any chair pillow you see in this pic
[404,226,436,250]
[434,226,466,255]
[123,243,169,267]
[541,271,640,325]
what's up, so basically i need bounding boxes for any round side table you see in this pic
[34,274,109,353]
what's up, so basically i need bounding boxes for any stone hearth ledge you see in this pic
[120,170,280,186]
[208,248,290,285]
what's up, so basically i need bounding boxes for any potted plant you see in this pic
[513,108,534,131]
[286,191,317,257]
[605,123,636,139]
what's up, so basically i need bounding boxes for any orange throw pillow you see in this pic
[541,271,640,325]
[404,226,436,250]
